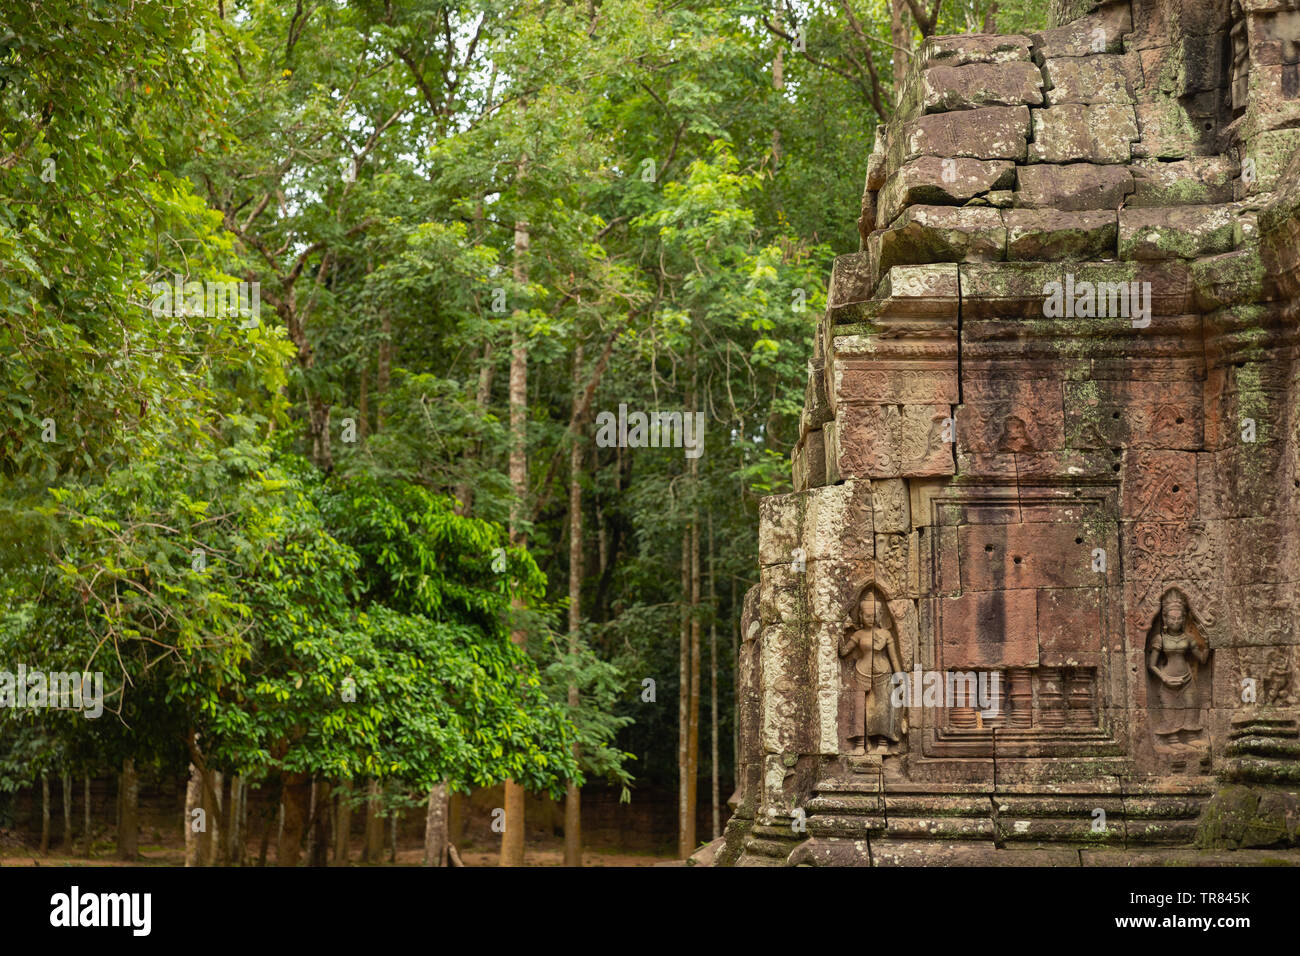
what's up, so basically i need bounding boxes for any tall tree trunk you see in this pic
[453,198,495,516]
[309,396,333,471]
[732,575,740,795]
[240,780,250,865]
[891,0,911,98]
[423,782,449,866]
[388,808,398,863]
[118,758,139,861]
[280,291,334,471]
[257,786,274,867]
[40,776,50,855]
[501,214,530,868]
[376,310,391,432]
[335,781,353,864]
[82,773,91,857]
[358,366,369,440]
[219,773,233,865]
[709,514,720,839]
[201,770,221,866]
[61,772,72,848]
[304,780,318,864]
[983,2,998,32]
[677,521,693,858]
[308,779,332,867]
[277,771,310,867]
[454,343,495,515]
[772,0,784,173]
[364,779,384,862]
[227,775,244,865]
[687,445,702,854]
[564,345,585,867]
[184,766,202,867]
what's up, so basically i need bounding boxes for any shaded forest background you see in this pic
[0,0,1046,865]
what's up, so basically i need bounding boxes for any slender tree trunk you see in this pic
[218,773,233,865]
[772,0,784,173]
[226,775,243,865]
[82,773,91,857]
[238,778,247,865]
[40,776,50,855]
[257,786,273,867]
[199,770,220,866]
[454,343,495,515]
[177,734,217,867]
[62,772,72,848]
[687,450,701,854]
[501,213,530,868]
[335,781,353,864]
[423,782,449,866]
[453,199,496,516]
[891,0,911,99]
[309,779,332,867]
[388,808,397,863]
[365,779,384,862]
[240,781,250,865]
[596,502,607,576]
[709,514,720,839]
[358,366,369,440]
[305,780,318,864]
[733,575,741,794]
[376,310,391,432]
[310,396,333,471]
[118,758,138,861]
[983,2,999,33]
[677,522,693,858]
[564,344,584,867]
[184,766,202,867]
[277,771,310,867]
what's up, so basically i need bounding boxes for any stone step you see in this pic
[801,784,1211,847]
[1228,718,1299,740]
[885,814,997,841]
[1225,736,1300,759]
[738,824,803,866]
[1224,757,1300,786]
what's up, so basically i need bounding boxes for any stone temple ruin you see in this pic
[717,0,1300,865]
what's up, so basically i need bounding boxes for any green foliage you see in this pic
[1,0,1055,829]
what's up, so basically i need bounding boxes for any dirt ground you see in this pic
[0,839,676,867]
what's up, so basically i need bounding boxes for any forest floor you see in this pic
[0,839,676,867]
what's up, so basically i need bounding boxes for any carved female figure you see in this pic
[1146,587,1210,749]
[839,585,906,754]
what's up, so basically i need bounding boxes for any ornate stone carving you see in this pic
[838,583,908,755]
[1145,588,1212,759]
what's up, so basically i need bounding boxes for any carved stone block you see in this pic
[758,492,805,567]
[937,589,1040,669]
[803,479,874,562]
[1027,104,1139,163]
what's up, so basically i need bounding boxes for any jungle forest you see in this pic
[0,0,1043,868]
